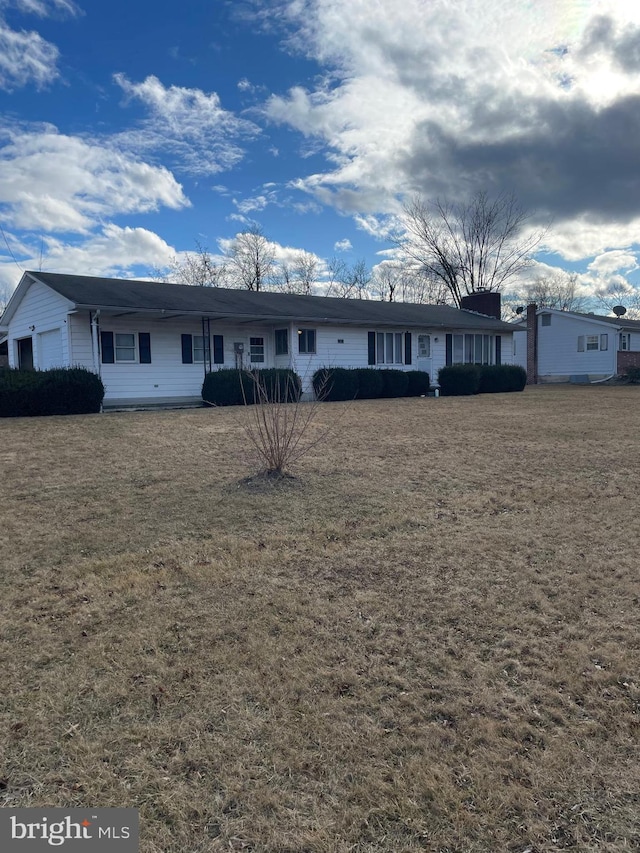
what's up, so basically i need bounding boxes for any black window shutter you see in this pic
[139,332,151,363]
[495,336,502,365]
[367,332,376,365]
[404,332,412,365]
[181,334,193,364]
[445,334,452,366]
[100,331,114,364]
[213,335,224,364]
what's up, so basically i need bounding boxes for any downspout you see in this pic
[90,310,101,377]
[590,325,620,383]
[90,310,102,413]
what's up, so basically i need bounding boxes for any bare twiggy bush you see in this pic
[240,369,331,478]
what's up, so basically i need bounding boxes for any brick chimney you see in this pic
[526,303,538,384]
[460,289,501,320]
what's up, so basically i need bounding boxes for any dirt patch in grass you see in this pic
[0,385,639,852]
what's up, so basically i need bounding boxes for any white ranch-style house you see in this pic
[0,272,515,406]
[513,304,640,383]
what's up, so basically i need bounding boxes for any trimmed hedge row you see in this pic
[313,367,430,402]
[202,368,302,406]
[437,364,527,396]
[0,367,105,417]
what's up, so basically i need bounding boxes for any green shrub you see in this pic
[202,369,248,406]
[313,367,358,401]
[202,368,302,406]
[438,364,481,396]
[478,364,527,393]
[251,368,302,403]
[379,369,409,398]
[406,370,430,397]
[353,368,384,399]
[0,367,104,417]
[623,365,640,384]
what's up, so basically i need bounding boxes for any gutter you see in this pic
[70,304,512,331]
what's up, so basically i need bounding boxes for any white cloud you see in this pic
[333,238,351,252]
[0,19,59,89]
[1,1,81,15]
[0,124,188,233]
[0,0,80,90]
[114,74,261,176]
[588,249,639,276]
[0,224,176,292]
[265,0,640,261]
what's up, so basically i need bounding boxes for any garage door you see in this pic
[39,328,64,369]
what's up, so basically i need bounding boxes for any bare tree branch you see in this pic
[225,225,276,291]
[398,191,545,307]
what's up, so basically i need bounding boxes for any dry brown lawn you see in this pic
[0,385,638,853]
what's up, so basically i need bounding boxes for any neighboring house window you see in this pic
[298,329,316,354]
[367,331,412,365]
[578,334,607,352]
[275,329,288,356]
[250,336,265,363]
[620,333,631,351]
[100,331,151,364]
[445,333,494,366]
[418,334,431,358]
[541,313,551,326]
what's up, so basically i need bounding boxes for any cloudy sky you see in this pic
[1,0,639,301]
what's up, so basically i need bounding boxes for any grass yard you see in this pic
[0,385,638,853]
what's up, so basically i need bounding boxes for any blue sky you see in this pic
[2,0,640,304]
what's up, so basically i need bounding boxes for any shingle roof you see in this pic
[535,306,640,332]
[27,271,513,331]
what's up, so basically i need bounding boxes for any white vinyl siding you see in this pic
[537,312,617,380]
[7,278,72,370]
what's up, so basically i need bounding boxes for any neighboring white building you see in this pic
[0,271,516,406]
[513,305,640,383]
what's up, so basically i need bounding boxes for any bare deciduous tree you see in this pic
[399,190,545,307]
[594,280,640,319]
[273,251,318,295]
[503,272,587,318]
[225,225,276,292]
[326,257,371,299]
[371,261,450,304]
[166,240,227,287]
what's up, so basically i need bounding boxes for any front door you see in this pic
[416,334,432,379]
[17,337,34,370]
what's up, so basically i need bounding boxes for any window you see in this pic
[600,333,608,351]
[376,332,404,365]
[586,335,599,351]
[368,331,412,365]
[445,333,495,365]
[418,334,431,358]
[275,329,288,356]
[181,333,222,365]
[298,329,316,354]
[620,333,631,351]
[115,333,136,362]
[193,335,208,363]
[250,336,265,363]
[541,313,551,326]
[101,331,151,364]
